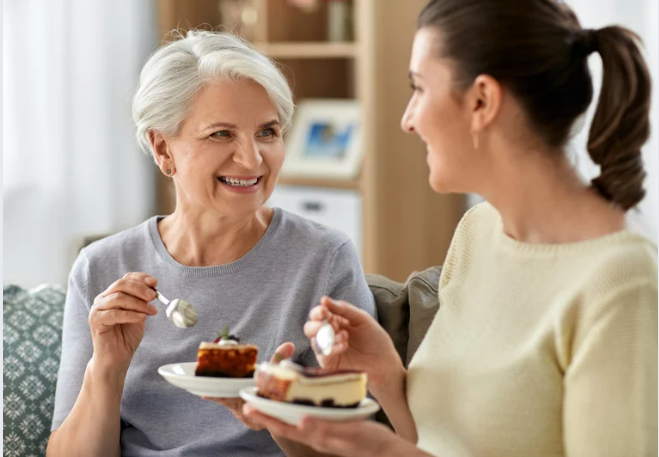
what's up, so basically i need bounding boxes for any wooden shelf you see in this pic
[277,176,361,190]
[254,42,358,59]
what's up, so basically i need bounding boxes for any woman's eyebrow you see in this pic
[203,120,280,131]
[258,120,280,129]
[204,121,237,131]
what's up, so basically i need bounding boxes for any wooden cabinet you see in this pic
[156,0,465,281]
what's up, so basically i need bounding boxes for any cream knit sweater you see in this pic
[407,203,657,457]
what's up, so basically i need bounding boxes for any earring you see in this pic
[472,133,479,150]
[166,169,172,175]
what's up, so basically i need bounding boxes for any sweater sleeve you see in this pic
[51,251,95,431]
[563,280,658,457]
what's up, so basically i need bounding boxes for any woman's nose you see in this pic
[401,102,415,134]
[233,140,263,169]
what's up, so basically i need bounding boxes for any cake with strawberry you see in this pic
[194,327,258,378]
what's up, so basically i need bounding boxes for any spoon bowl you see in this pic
[315,321,335,356]
[166,299,198,329]
[154,290,198,329]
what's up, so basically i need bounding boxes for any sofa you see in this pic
[2,266,441,456]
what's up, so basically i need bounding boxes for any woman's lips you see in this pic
[217,176,262,194]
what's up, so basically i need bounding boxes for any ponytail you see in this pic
[586,26,651,210]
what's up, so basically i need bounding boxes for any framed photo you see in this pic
[281,99,363,180]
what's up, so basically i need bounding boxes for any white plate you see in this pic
[158,362,255,398]
[239,386,380,425]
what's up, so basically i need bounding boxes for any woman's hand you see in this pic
[203,342,296,430]
[242,405,430,457]
[305,296,404,390]
[89,272,158,373]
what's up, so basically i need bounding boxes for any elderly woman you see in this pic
[46,31,375,457]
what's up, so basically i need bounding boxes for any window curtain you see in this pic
[3,0,158,287]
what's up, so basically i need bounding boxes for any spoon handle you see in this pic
[153,288,170,305]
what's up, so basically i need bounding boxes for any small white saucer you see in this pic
[239,386,380,425]
[158,362,255,398]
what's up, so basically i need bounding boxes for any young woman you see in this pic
[244,1,657,456]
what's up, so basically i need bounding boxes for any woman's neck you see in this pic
[157,205,274,267]
[479,147,625,244]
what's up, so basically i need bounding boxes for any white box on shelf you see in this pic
[267,185,363,257]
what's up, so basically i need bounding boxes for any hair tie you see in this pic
[571,28,598,57]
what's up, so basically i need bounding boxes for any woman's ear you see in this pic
[469,74,502,133]
[148,129,176,177]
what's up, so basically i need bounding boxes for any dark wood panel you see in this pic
[267,0,329,42]
[157,0,222,41]
[276,58,353,101]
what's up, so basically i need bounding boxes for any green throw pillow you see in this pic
[3,284,65,457]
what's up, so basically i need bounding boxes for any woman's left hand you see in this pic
[203,342,296,431]
[242,404,429,457]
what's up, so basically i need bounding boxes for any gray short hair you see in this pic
[132,30,294,158]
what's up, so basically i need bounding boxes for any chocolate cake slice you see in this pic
[194,329,258,378]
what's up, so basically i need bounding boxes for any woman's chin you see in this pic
[428,174,453,194]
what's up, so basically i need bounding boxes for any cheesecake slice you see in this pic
[255,361,367,408]
[195,339,258,378]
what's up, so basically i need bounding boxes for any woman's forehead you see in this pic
[184,80,278,127]
[410,29,445,76]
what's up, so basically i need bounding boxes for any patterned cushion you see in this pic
[3,284,65,457]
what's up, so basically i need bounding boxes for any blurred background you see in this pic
[3,0,658,288]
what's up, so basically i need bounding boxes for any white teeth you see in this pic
[220,177,258,187]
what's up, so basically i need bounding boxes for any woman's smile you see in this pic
[217,175,263,194]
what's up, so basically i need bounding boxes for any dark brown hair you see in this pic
[418,0,652,210]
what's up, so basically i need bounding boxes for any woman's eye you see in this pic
[410,83,422,92]
[211,130,232,138]
[257,128,277,138]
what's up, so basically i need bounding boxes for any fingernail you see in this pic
[272,352,283,363]
[146,277,157,286]
[148,304,158,314]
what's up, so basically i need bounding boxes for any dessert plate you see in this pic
[239,386,380,425]
[158,362,255,398]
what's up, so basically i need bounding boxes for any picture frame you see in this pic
[281,99,363,180]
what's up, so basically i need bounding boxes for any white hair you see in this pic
[132,30,295,158]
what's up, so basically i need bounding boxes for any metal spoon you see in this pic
[153,289,198,329]
[315,320,335,356]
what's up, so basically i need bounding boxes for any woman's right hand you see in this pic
[89,272,159,372]
[304,296,404,391]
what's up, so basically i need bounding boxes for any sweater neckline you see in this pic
[147,208,282,277]
[490,207,640,255]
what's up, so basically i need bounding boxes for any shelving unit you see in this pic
[156,0,465,282]
[254,42,358,59]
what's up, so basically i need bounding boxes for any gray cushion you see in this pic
[367,265,441,366]
[367,266,441,429]
[3,284,66,457]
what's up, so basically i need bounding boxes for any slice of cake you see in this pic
[255,361,367,408]
[195,328,258,378]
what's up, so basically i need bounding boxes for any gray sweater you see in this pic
[52,208,376,456]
